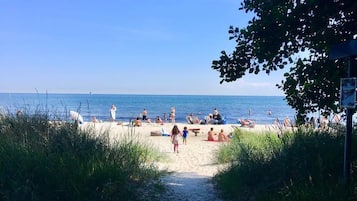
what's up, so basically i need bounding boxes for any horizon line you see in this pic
[0,91,285,97]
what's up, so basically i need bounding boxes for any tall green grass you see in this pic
[0,111,164,201]
[214,128,357,201]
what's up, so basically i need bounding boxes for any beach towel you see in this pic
[204,139,219,142]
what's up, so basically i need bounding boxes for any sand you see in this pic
[81,122,276,201]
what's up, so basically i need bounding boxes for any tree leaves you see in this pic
[212,0,357,122]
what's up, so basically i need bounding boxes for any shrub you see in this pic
[0,111,163,201]
[214,128,356,201]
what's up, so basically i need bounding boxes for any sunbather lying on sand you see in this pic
[239,119,255,128]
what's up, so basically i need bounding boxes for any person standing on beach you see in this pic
[142,108,148,121]
[182,126,188,145]
[110,104,117,122]
[171,125,181,153]
[170,107,176,123]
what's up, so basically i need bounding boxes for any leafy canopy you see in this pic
[212,0,357,123]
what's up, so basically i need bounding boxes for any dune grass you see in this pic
[0,111,165,201]
[214,127,357,201]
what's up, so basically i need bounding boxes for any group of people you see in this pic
[169,125,230,154]
[186,108,225,125]
[137,107,175,126]
[138,107,176,126]
[170,125,188,154]
[304,114,341,130]
[106,106,175,126]
[207,127,231,142]
[115,107,225,126]
[99,105,227,126]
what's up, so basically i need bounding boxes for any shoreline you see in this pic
[0,94,296,125]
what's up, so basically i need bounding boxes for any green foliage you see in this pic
[216,129,282,164]
[212,0,357,120]
[214,129,357,201]
[0,112,163,201]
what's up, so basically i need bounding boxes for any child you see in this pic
[182,126,188,145]
[171,125,181,153]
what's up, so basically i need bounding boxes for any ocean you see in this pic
[0,93,296,125]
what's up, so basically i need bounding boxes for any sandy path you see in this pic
[149,137,225,201]
[83,122,272,201]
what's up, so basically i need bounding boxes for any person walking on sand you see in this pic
[110,104,117,122]
[171,125,181,153]
[182,126,188,145]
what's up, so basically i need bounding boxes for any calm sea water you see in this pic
[0,93,296,124]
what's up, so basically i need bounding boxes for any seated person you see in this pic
[205,114,215,124]
[207,127,216,141]
[155,116,163,124]
[145,118,152,123]
[91,116,100,123]
[186,113,202,124]
[218,129,230,142]
[213,113,223,124]
[186,113,194,124]
[134,117,142,127]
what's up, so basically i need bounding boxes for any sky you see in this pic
[0,0,287,96]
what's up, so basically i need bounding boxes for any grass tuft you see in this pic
[214,128,357,201]
[0,110,165,201]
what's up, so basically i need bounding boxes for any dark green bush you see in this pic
[214,128,357,201]
[0,112,163,201]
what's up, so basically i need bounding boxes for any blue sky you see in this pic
[0,0,286,96]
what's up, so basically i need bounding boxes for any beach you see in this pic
[82,122,274,201]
